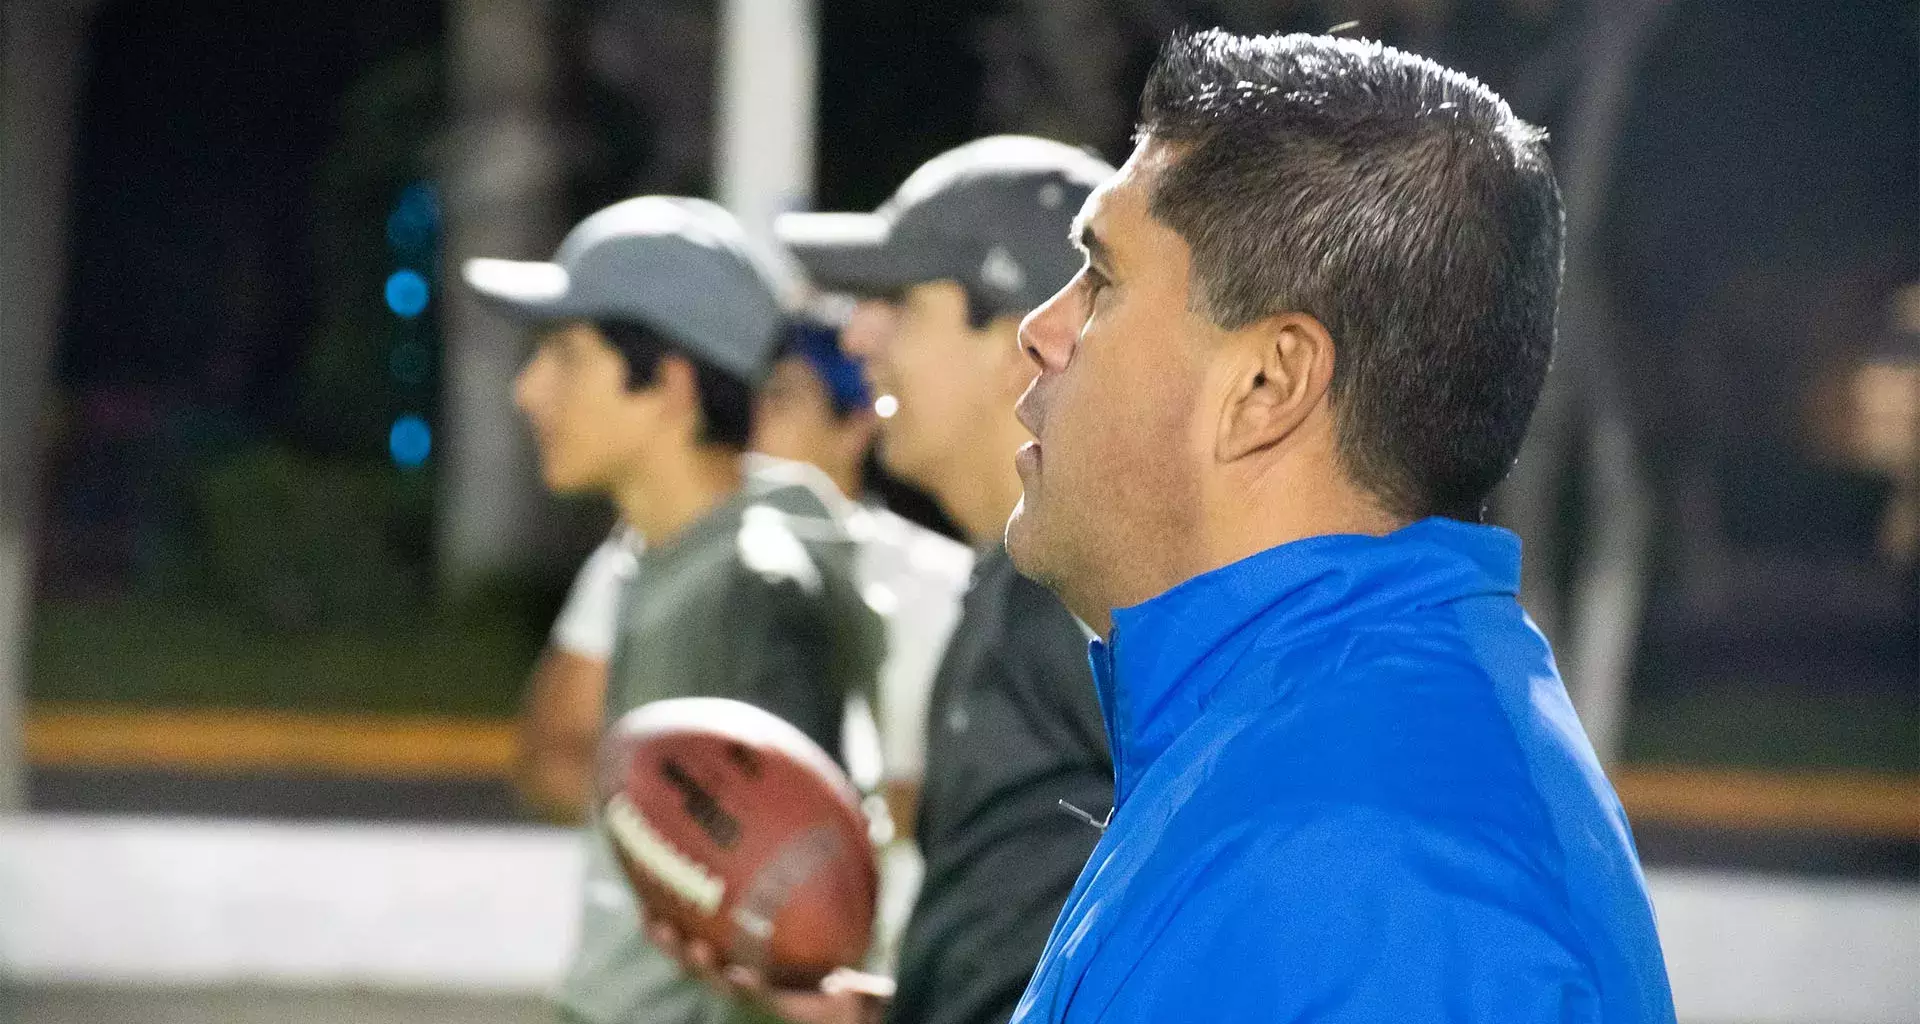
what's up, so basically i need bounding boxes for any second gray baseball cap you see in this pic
[776,136,1114,319]
[462,196,783,383]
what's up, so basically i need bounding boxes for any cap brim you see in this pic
[775,212,944,297]
[461,258,576,320]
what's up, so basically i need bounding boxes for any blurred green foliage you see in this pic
[197,445,427,632]
[33,441,573,715]
[28,597,535,717]
[24,40,603,717]
[1626,687,1919,775]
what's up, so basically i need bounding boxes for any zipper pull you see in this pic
[1057,799,1112,832]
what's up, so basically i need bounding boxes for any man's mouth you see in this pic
[1014,378,1045,440]
[1014,379,1048,483]
[1015,439,1041,478]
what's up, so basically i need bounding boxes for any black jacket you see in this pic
[887,546,1113,1024]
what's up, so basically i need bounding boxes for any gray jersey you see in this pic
[557,476,883,1024]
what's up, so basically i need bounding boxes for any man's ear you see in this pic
[1215,313,1335,464]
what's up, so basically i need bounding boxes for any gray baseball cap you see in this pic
[462,196,783,383]
[776,135,1114,319]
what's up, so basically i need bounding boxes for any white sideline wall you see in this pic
[0,816,580,994]
[1,815,1916,1023]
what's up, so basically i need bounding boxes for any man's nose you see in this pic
[1018,281,1079,373]
[512,356,540,415]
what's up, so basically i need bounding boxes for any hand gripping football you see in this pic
[597,697,878,987]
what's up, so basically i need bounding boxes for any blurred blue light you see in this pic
[389,414,431,468]
[385,269,429,318]
[399,181,439,219]
[386,182,440,253]
[386,213,427,252]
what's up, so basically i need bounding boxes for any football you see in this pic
[596,697,879,987]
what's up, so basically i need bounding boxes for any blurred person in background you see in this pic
[1632,268,1920,713]
[745,321,976,838]
[652,135,1117,1024]
[1002,31,1672,1021]
[513,321,972,835]
[747,320,978,975]
[464,195,883,1024]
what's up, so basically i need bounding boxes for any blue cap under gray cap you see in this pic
[462,196,783,383]
[776,136,1114,320]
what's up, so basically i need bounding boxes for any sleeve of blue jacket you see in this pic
[1108,804,1602,1023]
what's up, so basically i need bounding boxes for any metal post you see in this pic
[437,0,564,596]
[0,0,99,812]
[715,0,817,274]
[1505,0,1670,764]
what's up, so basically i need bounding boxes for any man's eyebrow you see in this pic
[1073,219,1114,272]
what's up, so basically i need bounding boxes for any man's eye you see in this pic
[1084,266,1109,296]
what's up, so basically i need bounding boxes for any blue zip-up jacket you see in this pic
[1011,519,1676,1023]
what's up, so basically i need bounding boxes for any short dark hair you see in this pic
[1138,30,1564,521]
[597,319,754,449]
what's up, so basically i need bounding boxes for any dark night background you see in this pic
[27,0,1920,770]
[3,8,1912,1021]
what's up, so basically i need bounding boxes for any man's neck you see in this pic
[822,458,864,504]
[1197,467,1404,583]
[1078,460,1404,639]
[612,444,744,545]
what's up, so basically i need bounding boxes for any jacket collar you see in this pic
[1089,518,1523,805]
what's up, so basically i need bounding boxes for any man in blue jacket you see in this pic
[1004,30,1677,1023]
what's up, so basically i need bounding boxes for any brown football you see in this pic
[596,697,878,988]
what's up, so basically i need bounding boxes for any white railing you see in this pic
[1,815,1915,1024]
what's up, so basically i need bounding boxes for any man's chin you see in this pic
[1007,498,1103,633]
[537,462,593,495]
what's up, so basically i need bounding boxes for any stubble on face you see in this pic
[1008,140,1212,627]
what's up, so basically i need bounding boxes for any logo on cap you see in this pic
[980,245,1026,296]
